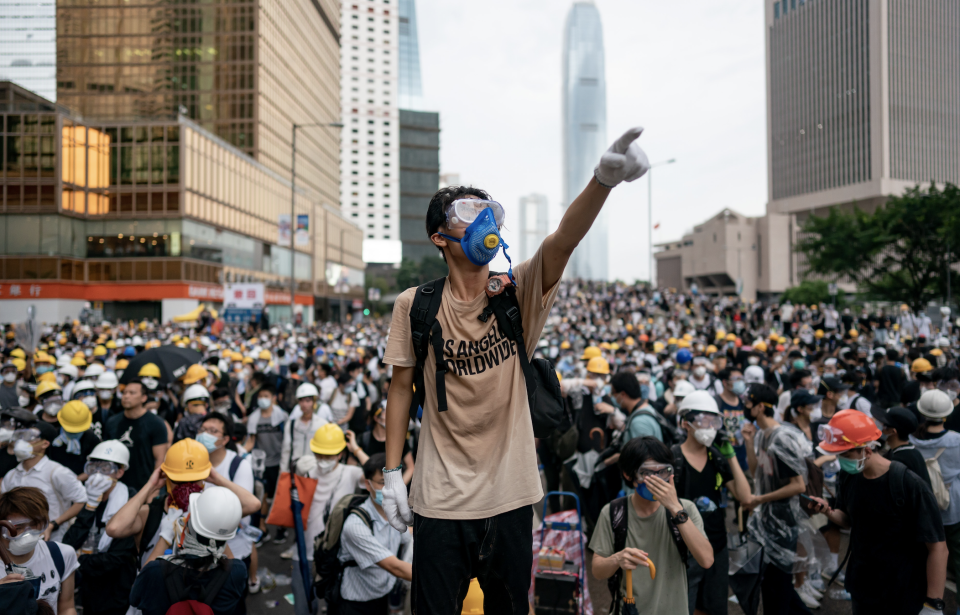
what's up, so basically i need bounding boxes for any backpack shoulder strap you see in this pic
[934,448,946,460]
[228,454,243,482]
[888,460,908,509]
[198,560,234,605]
[347,506,375,534]
[46,541,65,580]
[607,496,630,608]
[408,277,447,419]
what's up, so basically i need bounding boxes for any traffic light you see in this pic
[363,309,370,316]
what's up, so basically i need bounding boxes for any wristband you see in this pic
[49,520,60,531]
[383,464,403,474]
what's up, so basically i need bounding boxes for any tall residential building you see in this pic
[518,193,549,263]
[0,1,56,101]
[766,0,960,285]
[340,0,401,264]
[399,109,439,262]
[55,0,342,206]
[397,0,424,110]
[562,1,607,281]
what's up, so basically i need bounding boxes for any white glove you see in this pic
[295,454,317,477]
[382,468,413,533]
[84,473,114,510]
[594,127,650,188]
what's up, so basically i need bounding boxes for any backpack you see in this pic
[606,496,688,613]
[407,275,563,438]
[626,406,681,446]
[800,457,825,516]
[925,448,951,510]
[669,444,726,496]
[312,494,374,612]
[227,454,243,482]
[159,559,232,615]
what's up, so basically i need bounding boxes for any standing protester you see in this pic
[0,408,38,478]
[244,382,288,539]
[873,405,931,486]
[811,410,947,615]
[280,382,333,474]
[104,379,169,491]
[48,401,100,478]
[382,127,651,613]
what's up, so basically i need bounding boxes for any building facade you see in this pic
[340,0,401,264]
[399,109,439,262]
[517,193,549,263]
[562,1,608,281]
[397,0,424,111]
[0,1,56,101]
[0,82,363,324]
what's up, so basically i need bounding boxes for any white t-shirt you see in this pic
[296,462,364,562]
[209,450,255,560]
[318,376,338,403]
[329,389,360,424]
[0,540,79,614]
[1,457,86,541]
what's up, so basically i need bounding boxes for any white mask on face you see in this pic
[7,529,41,555]
[809,404,823,422]
[694,428,717,447]
[141,377,158,390]
[948,390,959,402]
[748,357,760,365]
[82,396,98,410]
[17,395,29,408]
[98,389,114,400]
[2,372,16,383]
[257,397,272,410]
[13,439,35,462]
[693,366,707,378]
[316,459,338,474]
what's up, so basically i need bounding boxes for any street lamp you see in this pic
[648,158,676,288]
[289,121,344,324]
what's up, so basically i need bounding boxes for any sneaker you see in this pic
[273,529,288,545]
[797,585,821,609]
[802,581,823,599]
[827,588,852,601]
[280,545,296,560]
[821,568,846,586]
[248,576,261,594]
[808,576,826,592]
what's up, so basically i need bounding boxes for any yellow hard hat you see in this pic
[172,335,181,342]
[343,338,354,346]
[461,578,484,615]
[161,438,212,482]
[37,372,57,384]
[115,358,129,370]
[139,363,161,378]
[849,329,859,338]
[793,338,800,345]
[10,348,25,359]
[599,342,612,350]
[138,322,147,331]
[258,349,272,360]
[580,346,601,360]
[725,333,737,342]
[310,423,347,455]
[93,345,107,357]
[57,336,67,346]
[625,324,634,332]
[181,364,208,385]
[653,342,665,353]
[753,341,768,352]
[706,344,718,354]
[71,355,87,367]
[35,380,62,398]
[560,340,571,350]
[105,340,117,349]
[610,342,621,351]
[242,357,254,364]
[624,336,636,346]
[336,349,346,356]
[893,323,900,331]
[34,351,53,364]
[677,339,690,348]
[931,348,943,357]
[58,400,92,433]
[586,356,611,375]
[715,330,726,340]
[230,352,243,362]
[814,329,824,339]
[667,337,678,346]
[911,358,933,373]
[682,333,693,341]
[778,337,787,344]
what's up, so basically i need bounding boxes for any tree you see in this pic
[781,280,846,308]
[396,255,449,291]
[796,182,960,313]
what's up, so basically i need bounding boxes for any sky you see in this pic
[415,0,769,282]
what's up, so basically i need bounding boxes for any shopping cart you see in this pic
[533,491,586,615]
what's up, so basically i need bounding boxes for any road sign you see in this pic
[367,287,381,301]
[222,308,260,324]
[828,283,838,296]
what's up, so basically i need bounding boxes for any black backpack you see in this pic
[406,275,563,438]
[312,494,374,613]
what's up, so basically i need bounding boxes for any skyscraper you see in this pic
[398,0,424,110]
[0,1,56,101]
[518,193,549,263]
[562,1,607,281]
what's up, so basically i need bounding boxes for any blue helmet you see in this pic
[123,346,136,357]
[676,349,693,365]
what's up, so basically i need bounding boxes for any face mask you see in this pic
[809,404,823,422]
[2,372,15,383]
[639,384,650,400]
[838,452,866,474]
[732,381,746,395]
[256,361,268,371]
[242,368,252,378]
[36,366,53,375]
[196,432,220,452]
[257,397,272,410]
[98,389,114,400]
[694,428,717,447]
[372,489,384,506]
[82,396,98,410]
[947,390,959,402]
[233,363,243,372]
[13,439,35,462]
[17,395,29,408]
[693,366,707,378]
[7,529,41,556]
[316,459,338,474]
[748,357,760,365]
[170,481,204,511]
[438,207,512,269]
[42,400,62,416]
[344,384,356,394]
[0,428,13,443]
[793,360,806,370]
[141,377,158,390]
[635,482,657,501]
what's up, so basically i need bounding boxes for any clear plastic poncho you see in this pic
[747,423,830,573]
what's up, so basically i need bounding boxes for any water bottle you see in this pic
[695,496,718,513]
[81,527,99,556]
[240,522,263,543]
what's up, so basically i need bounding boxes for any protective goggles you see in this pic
[444,199,504,229]
[0,518,36,538]
[817,424,865,448]
[687,412,723,430]
[11,428,40,443]
[636,462,674,482]
[84,460,119,476]
[73,390,96,400]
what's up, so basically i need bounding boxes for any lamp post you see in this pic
[648,158,676,289]
[289,121,343,325]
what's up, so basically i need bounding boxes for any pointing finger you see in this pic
[612,126,644,154]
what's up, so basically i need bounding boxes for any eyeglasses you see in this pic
[84,460,119,476]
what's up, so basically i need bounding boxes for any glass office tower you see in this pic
[0,1,56,101]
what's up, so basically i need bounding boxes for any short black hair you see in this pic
[789,369,811,388]
[717,367,740,382]
[619,437,672,487]
[425,185,493,254]
[363,452,387,480]
[201,411,234,440]
[610,371,641,399]
[258,382,276,396]
[124,378,148,397]
[887,348,900,361]
[337,371,353,386]
[212,387,230,401]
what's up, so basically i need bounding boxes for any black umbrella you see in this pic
[118,345,203,385]
[727,509,763,615]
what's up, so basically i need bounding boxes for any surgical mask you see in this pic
[256,361,268,371]
[13,439,36,462]
[82,395,98,410]
[36,366,53,375]
[17,395,29,407]
[809,404,822,422]
[438,203,513,271]
[373,489,383,506]
[732,381,746,395]
[42,400,62,417]
[141,377,158,390]
[747,357,760,365]
[242,368,252,378]
[316,459,338,474]
[639,384,650,400]
[2,372,15,383]
[7,529,41,555]
[694,428,717,447]
[257,397,272,410]
[196,432,219,452]
[635,482,657,501]
[838,452,866,474]
[693,366,707,378]
[98,389,113,400]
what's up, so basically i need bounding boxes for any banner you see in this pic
[224,283,265,309]
[295,214,310,246]
[278,214,291,247]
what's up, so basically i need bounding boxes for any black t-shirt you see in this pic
[837,463,945,612]
[901,381,922,406]
[675,448,734,551]
[885,445,931,488]
[105,411,168,491]
[0,448,17,480]
[47,430,101,476]
[877,364,905,406]
[776,456,798,479]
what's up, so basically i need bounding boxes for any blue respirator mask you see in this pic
[437,199,514,277]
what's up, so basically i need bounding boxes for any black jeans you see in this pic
[412,505,533,615]
[687,546,730,615]
[340,595,389,615]
[760,563,812,615]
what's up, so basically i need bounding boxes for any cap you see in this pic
[790,389,823,408]
[871,405,919,436]
[818,376,851,396]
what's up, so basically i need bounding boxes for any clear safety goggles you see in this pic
[84,460,119,476]
[817,423,863,448]
[444,199,505,229]
[636,462,674,482]
[11,427,40,443]
[0,517,37,538]
[73,390,96,400]
[688,412,723,430]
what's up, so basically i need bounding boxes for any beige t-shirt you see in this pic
[383,247,560,519]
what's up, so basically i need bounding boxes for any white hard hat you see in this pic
[296,382,320,399]
[183,383,211,404]
[918,389,954,419]
[95,372,119,389]
[57,354,72,367]
[84,363,105,378]
[678,390,720,416]
[131,336,144,346]
[941,306,951,316]
[937,337,951,348]
[188,486,242,541]
[672,380,696,399]
[72,380,96,396]
[88,439,130,469]
[744,365,765,384]
[58,364,79,379]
